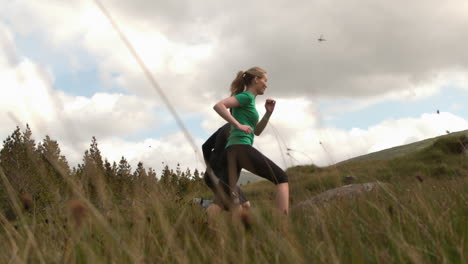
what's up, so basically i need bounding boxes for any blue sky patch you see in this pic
[320,86,467,130]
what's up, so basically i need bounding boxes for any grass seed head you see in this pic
[21,193,33,211]
[67,200,88,227]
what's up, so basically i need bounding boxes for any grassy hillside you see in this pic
[339,129,468,163]
[240,129,468,186]
[0,133,466,263]
[244,132,467,205]
[238,133,467,263]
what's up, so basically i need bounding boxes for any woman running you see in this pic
[213,66,289,215]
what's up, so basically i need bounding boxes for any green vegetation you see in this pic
[340,129,468,163]
[0,126,466,263]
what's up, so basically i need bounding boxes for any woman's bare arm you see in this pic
[255,111,272,136]
[213,97,252,134]
[255,98,276,136]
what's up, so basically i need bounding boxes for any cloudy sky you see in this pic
[1,0,467,174]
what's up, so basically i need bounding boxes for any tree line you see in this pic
[0,125,205,219]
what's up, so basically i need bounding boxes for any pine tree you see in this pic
[159,164,173,187]
[38,136,70,174]
[85,137,105,173]
[104,159,116,182]
[116,156,133,200]
[171,163,181,186]
[0,127,22,213]
[147,167,157,181]
[133,162,150,196]
[133,162,148,179]
[177,167,192,195]
[81,137,108,209]
[193,169,200,180]
[104,159,120,201]
[117,156,132,180]
[37,135,71,200]
[0,125,54,214]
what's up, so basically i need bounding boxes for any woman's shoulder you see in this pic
[235,91,255,102]
[234,92,254,107]
[240,91,254,96]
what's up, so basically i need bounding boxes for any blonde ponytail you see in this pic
[229,66,267,96]
[230,71,245,96]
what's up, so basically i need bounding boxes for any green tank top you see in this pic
[226,91,259,147]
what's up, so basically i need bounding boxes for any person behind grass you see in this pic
[213,66,289,215]
[201,123,251,215]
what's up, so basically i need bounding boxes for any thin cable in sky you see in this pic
[93,0,203,165]
[268,122,289,168]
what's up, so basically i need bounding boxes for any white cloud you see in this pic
[0,30,161,161]
[58,109,468,174]
[1,0,216,108]
[254,112,468,168]
[4,0,467,104]
[1,0,468,178]
[263,98,320,129]
[0,58,159,143]
[0,23,19,68]
[77,133,206,174]
[449,103,463,112]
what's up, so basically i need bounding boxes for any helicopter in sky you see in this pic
[317,34,326,42]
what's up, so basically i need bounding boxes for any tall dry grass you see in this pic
[0,136,467,263]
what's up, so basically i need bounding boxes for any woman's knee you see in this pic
[274,172,288,184]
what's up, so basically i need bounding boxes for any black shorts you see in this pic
[217,144,288,208]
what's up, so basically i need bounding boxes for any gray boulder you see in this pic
[293,182,386,211]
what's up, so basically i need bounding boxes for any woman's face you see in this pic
[254,73,268,95]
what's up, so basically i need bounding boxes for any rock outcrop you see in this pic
[293,182,386,211]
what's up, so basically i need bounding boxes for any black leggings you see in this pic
[219,144,288,206]
[204,169,248,204]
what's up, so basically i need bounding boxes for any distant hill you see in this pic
[238,170,266,185]
[338,129,468,164]
[245,127,468,209]
[235,129,468,185]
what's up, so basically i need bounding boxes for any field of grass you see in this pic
[0,133,467,263]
